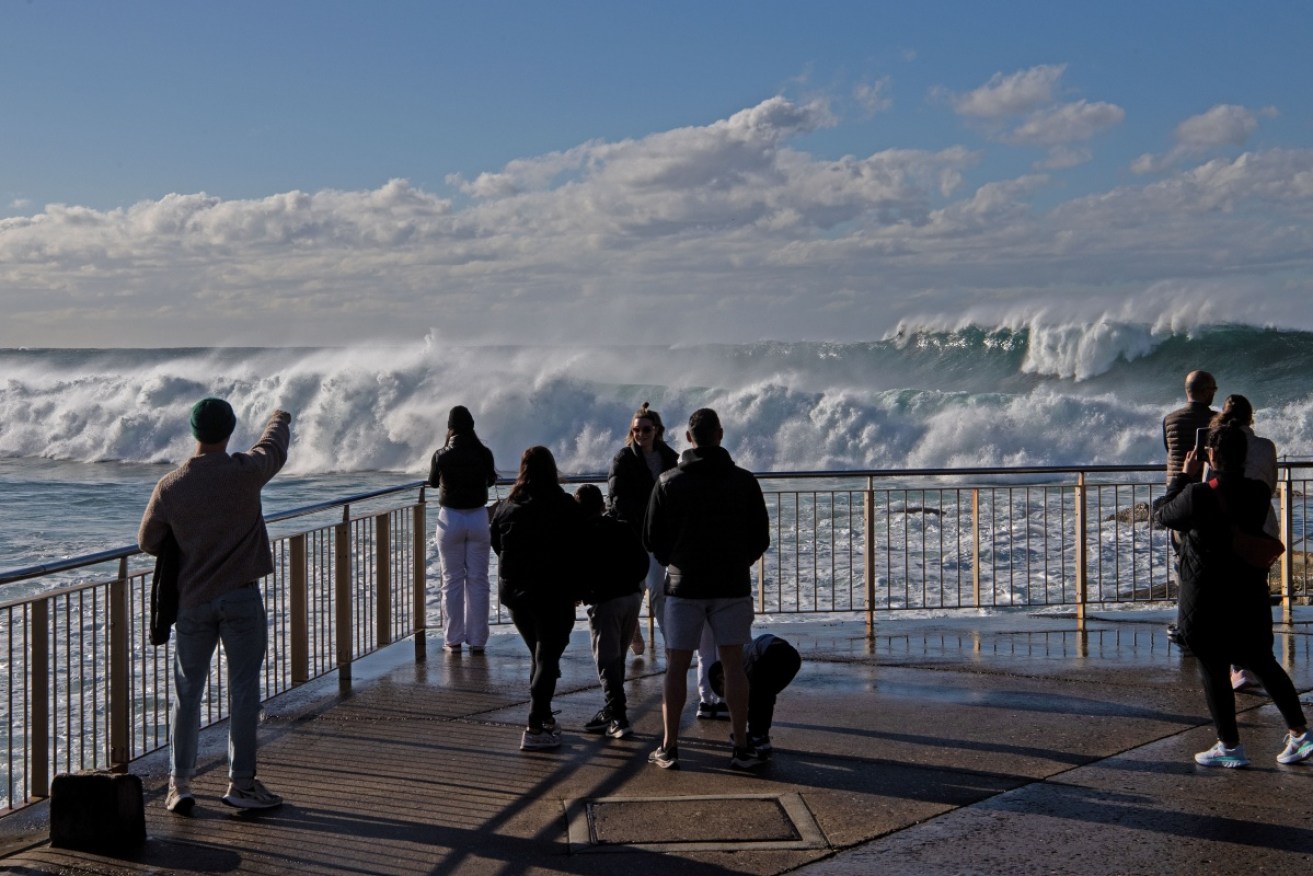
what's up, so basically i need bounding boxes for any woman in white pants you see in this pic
[427,406,498,653]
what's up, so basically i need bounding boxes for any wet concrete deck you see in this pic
[2,609,1311,875]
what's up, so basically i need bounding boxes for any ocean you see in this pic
[3,321,1312,577]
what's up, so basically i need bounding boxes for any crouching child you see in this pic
[709,633,801,758]
[575,484,650,739]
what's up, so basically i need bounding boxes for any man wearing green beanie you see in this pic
[138,399,292,815]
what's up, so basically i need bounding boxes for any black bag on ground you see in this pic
[49,771,145,850]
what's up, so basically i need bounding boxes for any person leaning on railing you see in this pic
[137,398,292,815]
[1151,420,1312,769]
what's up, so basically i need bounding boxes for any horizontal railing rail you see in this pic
[3,461,1311,813]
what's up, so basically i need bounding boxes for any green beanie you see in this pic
[190,398,236,444]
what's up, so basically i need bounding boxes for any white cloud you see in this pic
[1132,104,1277,174]
[853,76,893,116]
[2,96,1312,347]
[1007,100,1125,146]
[950,64,1067,119]
[1036,146,1092,170]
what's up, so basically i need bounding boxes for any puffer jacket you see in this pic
[1161,402,1214,484]
[428,434,497,509]
[1152,470,1273,647]
[607,441,679,533]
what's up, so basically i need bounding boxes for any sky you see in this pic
[1,0,1311,348]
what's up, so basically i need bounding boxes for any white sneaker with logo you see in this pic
[1194,741,1248,768]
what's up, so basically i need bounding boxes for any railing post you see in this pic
[863,482,876,642]
[290,534,309,684]
[1074,473,1088,631]
[971,489,981,609]
[376,514,392,647]
[413,490,428,662]
[109,556,131,770]
[30,598,50,799]
[335,506,353,686]
[1279,477,1293,624]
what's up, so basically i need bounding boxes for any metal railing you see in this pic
[3,463,1311,812]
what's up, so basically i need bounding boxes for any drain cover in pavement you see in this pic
[565,793,827,853]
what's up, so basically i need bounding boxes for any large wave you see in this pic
[3,320,1312,474]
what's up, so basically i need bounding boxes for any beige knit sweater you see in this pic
[138,410,291,609]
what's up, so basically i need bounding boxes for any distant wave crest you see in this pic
[3,321,1311,472]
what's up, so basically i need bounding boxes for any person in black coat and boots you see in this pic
[574,484,649,739]
[1153,420,1311,768]
[491,447,584,752]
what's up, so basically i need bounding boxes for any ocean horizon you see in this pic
[3,320,1312,573]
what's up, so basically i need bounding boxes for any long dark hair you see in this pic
[445,405,485,447]
[1206,420,1249,472]
[507,446,559,503]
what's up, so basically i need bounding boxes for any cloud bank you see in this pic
[2,79,1311,348]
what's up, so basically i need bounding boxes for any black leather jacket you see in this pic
[427,434,496,510]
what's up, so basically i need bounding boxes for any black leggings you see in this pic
[509,600,576,728]
[1190,639,1307,746]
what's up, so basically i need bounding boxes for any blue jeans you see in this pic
[171,586,267,782]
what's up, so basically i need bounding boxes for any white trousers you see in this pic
[435,506,491,648]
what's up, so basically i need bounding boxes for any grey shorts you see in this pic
[663,595,754,651]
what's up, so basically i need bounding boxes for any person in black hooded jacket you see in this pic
[574,484,649,739]
[1152,420,1310,768]
[490,446,584,752]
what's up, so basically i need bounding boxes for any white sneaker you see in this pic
[520,726,562,751]
[222,778,283,809]
[165,779,195,816]
[1277,731,1313,765]
[1194,741,1249,768]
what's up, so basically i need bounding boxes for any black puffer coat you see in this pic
[1152,471,1273,648]
[607,441,679,533]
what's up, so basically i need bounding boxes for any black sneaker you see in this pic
[606,717,633,739]
[749,734,773,759]
[730,745,767,770]
[648,744,679,769]
[583,709,611,734]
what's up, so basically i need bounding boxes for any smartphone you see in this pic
[1193,427,1209,458]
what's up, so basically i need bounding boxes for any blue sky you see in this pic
[2,0,1311,347]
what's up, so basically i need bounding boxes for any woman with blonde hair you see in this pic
[608,402,679,651]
